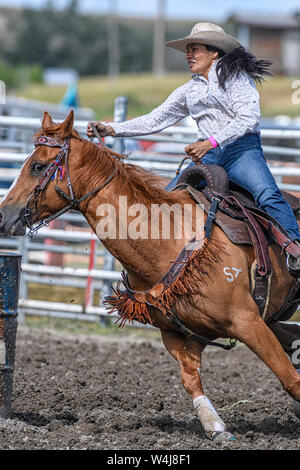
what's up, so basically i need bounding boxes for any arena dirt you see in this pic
[0,326,299,450]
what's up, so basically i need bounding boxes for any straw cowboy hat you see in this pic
[166,22,242,55]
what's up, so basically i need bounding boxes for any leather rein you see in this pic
[23,134,117,237]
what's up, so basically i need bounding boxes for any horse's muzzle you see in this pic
[0,204,28,236]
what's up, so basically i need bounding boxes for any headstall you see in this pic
[23,135,117,237]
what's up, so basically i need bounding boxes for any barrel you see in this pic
[0,252,22,418]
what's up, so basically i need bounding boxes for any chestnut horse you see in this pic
[0,111,299,443]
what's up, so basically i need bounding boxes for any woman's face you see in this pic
[186,43,218,77]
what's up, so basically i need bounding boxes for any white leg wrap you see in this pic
[193,395,226,438]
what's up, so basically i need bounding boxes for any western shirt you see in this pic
[108,61,261,149]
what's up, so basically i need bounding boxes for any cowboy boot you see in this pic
[286,240,300,278]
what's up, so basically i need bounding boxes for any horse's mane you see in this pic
[77,138,186,206]
[34,125,189,206]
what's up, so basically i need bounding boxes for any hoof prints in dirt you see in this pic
[0,327,299,450]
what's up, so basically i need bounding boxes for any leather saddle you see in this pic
[174,164,300,246]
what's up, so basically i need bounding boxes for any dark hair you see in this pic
[204,44,273,90]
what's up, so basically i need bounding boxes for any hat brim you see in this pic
[166,31,242,54]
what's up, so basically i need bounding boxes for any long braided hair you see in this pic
[204,44,273,90]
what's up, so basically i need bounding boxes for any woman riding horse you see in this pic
[0,107,300,439]
[87,22,300,277]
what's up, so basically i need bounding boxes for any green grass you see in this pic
[14,73,300,120]
[24,314,161,339]
[15,73,188,120]
[28,282,91,306]
[257,76,300,118]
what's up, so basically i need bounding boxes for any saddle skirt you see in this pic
[175,164,300,246]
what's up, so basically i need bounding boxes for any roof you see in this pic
[226,11,300,29]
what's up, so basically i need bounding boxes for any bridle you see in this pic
[23,133,117,237]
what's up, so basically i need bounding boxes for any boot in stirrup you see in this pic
[286,240,300,278]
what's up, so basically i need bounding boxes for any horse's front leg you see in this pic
[160,329,236,443]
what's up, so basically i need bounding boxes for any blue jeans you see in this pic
[166,132,300,241]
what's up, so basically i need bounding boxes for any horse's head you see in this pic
[0,110,80,236]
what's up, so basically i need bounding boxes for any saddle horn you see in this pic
[177,163,230,197]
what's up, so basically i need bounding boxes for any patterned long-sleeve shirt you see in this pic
[108,60,261,149]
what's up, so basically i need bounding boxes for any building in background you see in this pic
[225,11,300,76]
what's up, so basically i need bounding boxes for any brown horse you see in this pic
[0,111,299,443]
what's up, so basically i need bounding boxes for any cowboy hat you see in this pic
[166,22,242,55]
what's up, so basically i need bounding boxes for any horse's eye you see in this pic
[31,162,47,175]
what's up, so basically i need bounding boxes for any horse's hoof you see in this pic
[212,431,237,444]
[293,399,300,419]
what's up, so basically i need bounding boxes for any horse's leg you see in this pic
[228,310,300,405]
[160,329,236,442]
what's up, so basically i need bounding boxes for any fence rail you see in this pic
[0,102,300,325]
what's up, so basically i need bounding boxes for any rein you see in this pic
[24,135,117,237]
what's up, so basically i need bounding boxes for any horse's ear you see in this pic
[60,110,74,138]
[42,111,54,129]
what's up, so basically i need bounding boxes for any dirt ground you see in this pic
[0,326,299,450]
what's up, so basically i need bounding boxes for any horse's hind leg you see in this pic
[160,329,235,442]
[229,309,300,404]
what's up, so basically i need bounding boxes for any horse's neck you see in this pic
[80,182,190,291]
[76,145,200,290]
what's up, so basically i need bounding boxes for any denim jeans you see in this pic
[166,132,300,241]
